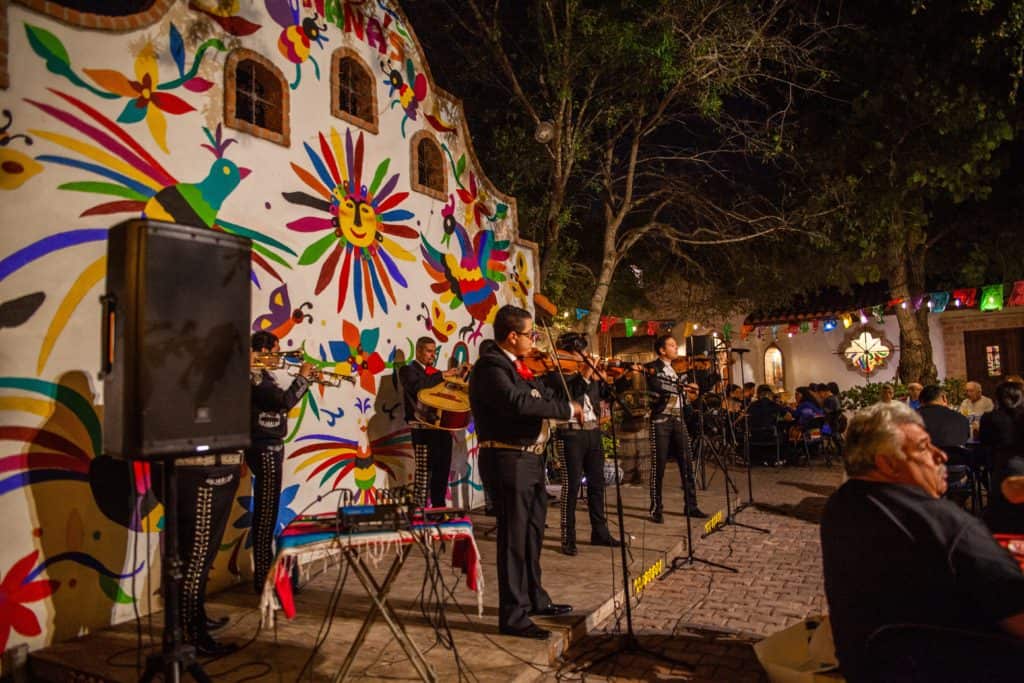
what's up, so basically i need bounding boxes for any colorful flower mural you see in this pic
[284,127,417,319]
[0,551,58,652]
[319,319,389,394]
[25,23,223,153]
[0,111,43,191]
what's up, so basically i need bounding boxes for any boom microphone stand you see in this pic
[571,353,693,673]
[662,380,737,576]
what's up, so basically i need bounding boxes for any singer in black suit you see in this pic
[645,334,705,523]
[399,337,461,507]
[469,305,581,640]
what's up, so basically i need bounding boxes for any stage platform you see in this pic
[28,467,752,681]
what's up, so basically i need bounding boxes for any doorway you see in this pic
[964,327,1024,397]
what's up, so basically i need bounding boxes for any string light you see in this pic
[900,301,907,309]
[954,298,961,307]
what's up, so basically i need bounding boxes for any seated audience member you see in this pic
[960,380,995,418]
[821,402,1024,682]
[917,384,970,453]
[747,384,790,465]
[791,386,824,428]
[981,381,1024,533]
[905,382,923,410]
[877,384,895,404]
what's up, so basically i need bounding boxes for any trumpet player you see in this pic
[248,331,314,593]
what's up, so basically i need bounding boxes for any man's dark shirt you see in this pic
[821,479,1024,681]
[747,397,787,437]
[918,403,971,449]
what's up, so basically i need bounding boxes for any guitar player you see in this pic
[399,337,463,507]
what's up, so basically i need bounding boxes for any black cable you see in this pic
[128,464,143,677]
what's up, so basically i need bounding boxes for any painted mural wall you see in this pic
[0,0,535,658]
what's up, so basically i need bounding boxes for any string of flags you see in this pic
[573,308,683,337]
[740,281,1024,341]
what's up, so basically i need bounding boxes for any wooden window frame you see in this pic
[224,48,290,147]
[330,48,378,134]
[410,130,446,200]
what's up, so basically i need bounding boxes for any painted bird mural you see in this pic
[420,205,510,344]
[26,89,295,286]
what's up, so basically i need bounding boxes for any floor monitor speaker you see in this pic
[102,220,252,458]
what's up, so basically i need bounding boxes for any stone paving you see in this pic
[558,462,845,682]
[28,460,846,682]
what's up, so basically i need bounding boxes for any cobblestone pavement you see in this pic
[560,462,846,682]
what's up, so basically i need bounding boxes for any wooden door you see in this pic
[964,327,1024,397]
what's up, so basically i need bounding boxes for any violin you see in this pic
[520,349,588,376]
[597,358,644,382]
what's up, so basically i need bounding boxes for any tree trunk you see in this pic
[584,253,618,337]
[889,218,937,384]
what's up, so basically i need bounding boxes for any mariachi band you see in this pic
[188,302,711,651]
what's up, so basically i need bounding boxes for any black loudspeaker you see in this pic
[686,334,714,357]
[102,220,252,458]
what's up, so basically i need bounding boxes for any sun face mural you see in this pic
[0,0,527,659]
[284,127,418,319]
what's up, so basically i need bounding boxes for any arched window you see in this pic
[410,130,445,199]
[224,50,289,147]
[331,49,377,133]
[764,344,785,389]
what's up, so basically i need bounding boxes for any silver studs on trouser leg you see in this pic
[413,441,429,508]
[556,437,572,546]
[182,485,213,642]
[649,422,660,514]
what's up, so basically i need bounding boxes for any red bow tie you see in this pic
[514,359,535,381]
[424,365,438,376]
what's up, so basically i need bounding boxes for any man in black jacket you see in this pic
[554,353,621,555]
[469,305,581,640]
[247,331,313,593]
[399,336,463,507]
[918,385,970,456]
[645,334,706,522]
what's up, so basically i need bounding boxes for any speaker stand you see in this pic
[140,455,211,683]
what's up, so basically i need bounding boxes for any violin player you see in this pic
[399,336,464,508]
[552,333,622,555]
[469,304,582,640]
[644,334,707,523]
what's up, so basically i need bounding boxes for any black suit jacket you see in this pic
[469,340,571,445]
[645,358,685,418]
[398,360,445,424]
[918,404,970,449]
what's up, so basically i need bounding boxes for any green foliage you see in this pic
[839,378,966,410]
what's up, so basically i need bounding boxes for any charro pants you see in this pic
[177,463,239,643]
[556,429,612,546]
[244,441,284,592]
[478,447,552,631]
[411,427,453,508]
[649,416,699,514]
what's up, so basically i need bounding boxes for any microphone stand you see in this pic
[730,347,764,519]
[662,377,737,577]
[701,348,768,538]
[572,354,693,673]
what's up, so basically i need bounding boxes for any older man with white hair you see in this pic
[820,401,1024,681]
[960,380,995,417]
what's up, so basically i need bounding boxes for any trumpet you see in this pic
[252,350,303,370]
[252,351,356,387]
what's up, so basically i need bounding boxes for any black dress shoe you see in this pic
[194,633,238,657]
[529,603,573,617]
[685,507,709,519]
[650,511,664,524]
[204,615,229,632]
[561,543,578,556]
[591,537,621,547]
[500,624,551,640]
